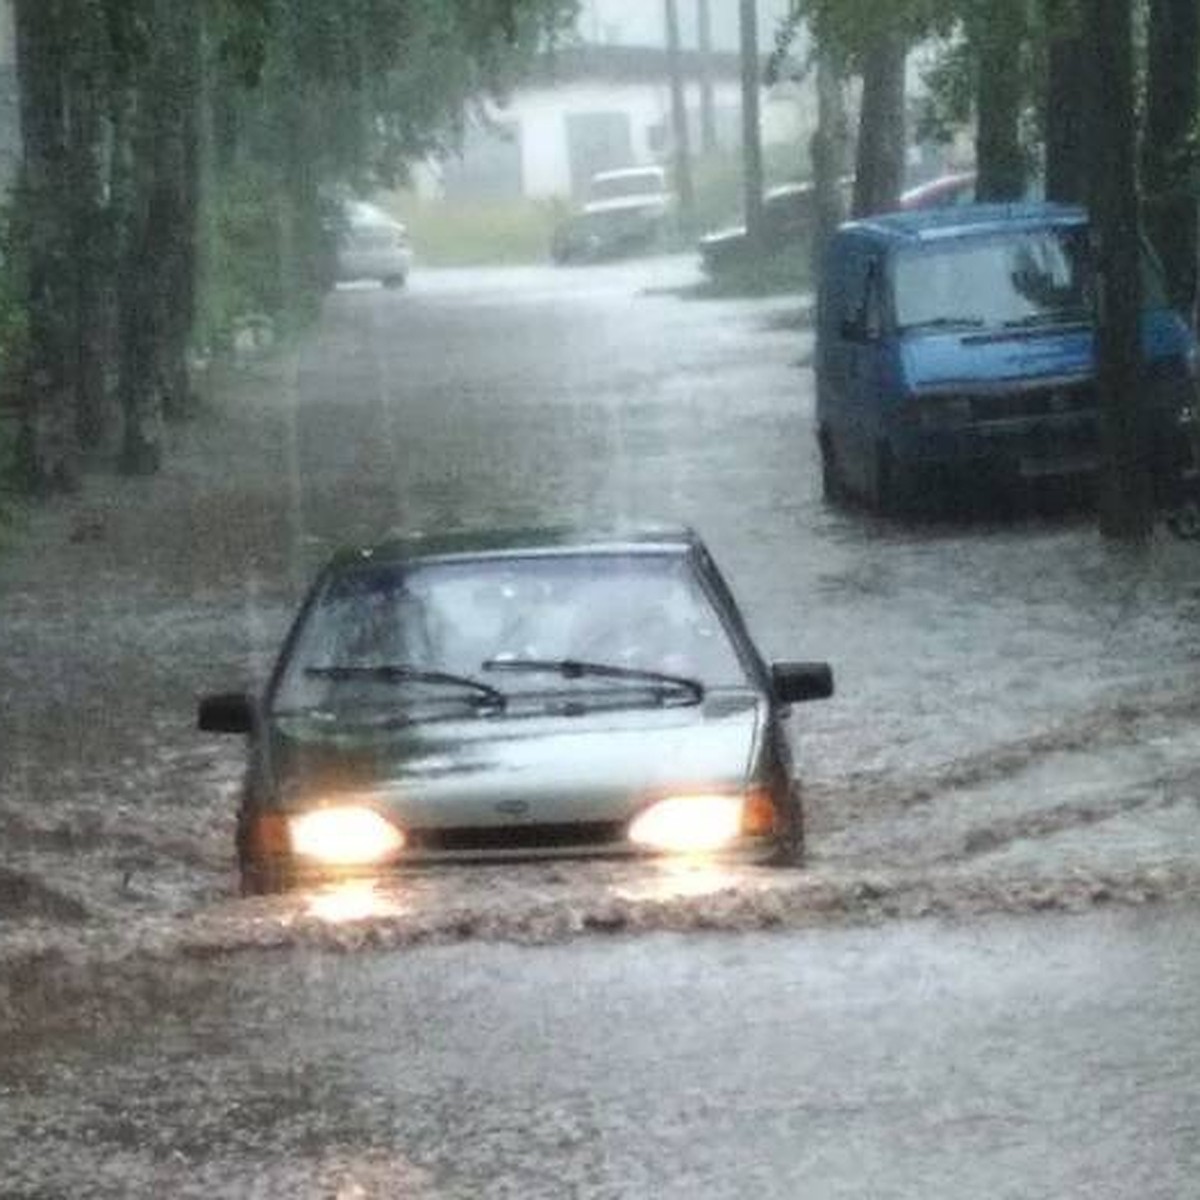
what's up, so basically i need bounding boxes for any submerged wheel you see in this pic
[871,440,911,515]
[1167,499,1200,540]
[819,430,847,504]
[239,858,296,896]
[771,788,807,868]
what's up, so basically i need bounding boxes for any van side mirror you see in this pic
[771,662,834,704]
[198,691,256,734]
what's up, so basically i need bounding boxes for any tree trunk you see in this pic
[1087,0,1153,542]
[159,0,202,422]
[852,34,907,218]
[1044,2,1090,205]
[13,0,81,492]
[115,0,202,472]
[973,0,1026,201]
[810,48,848,278]
[63,16,111,451]
[1142,0,1199,315]
[696,0,717,154]
[665,0,695,235]
[739,0,765,257]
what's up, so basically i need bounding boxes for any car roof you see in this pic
[327,523,701,569]
[591,166,665,183]
[841,201,1087,245]
[899,170,976,198]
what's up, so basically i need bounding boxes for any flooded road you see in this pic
[3,255,1200,1196]
[3,906,1199,1198]
[2,255,1199,945]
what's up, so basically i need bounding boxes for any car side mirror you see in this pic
[771,662,834,704]
[198,691,256,734]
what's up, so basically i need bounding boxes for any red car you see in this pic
[898,172,977,210]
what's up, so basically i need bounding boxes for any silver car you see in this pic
[198,526,833,892]
[335,201,412,287]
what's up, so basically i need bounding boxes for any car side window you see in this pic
[862,260,886,340]
[840,255,885,342]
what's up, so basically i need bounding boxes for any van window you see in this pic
[895,227,1093,331]
[838,255,885,340]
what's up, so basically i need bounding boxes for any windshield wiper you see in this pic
[480,657,704,706]
[1002,311,1091,329]
[304,665,506,710]
[900,316,986,332]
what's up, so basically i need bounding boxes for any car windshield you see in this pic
[895,227,1172,331]
[895,227,1094,330]
[273,551,748,713]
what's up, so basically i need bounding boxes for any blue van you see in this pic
[814,203,1199,511]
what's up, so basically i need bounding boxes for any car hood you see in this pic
[268,690,763,829]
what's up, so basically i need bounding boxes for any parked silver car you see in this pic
[198,525,833,892]
[335,200,413,287]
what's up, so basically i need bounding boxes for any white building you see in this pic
[429,0,810,202]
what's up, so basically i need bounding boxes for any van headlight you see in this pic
[288,807,404,866]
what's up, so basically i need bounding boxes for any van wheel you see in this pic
[819,431,846,504]
[872,441,903,515]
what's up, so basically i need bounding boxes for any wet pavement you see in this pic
[2,257,1200,1193]
[2,906,1199,1198]
[2,255,1200,945]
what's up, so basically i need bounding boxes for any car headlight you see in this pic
[288,806,404,866]
[628,794,755,854]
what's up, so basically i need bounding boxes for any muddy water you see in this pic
[3,907,1199,1199]
[2,257,1200,963]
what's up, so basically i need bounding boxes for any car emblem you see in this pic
[1048,391,1069,414]
[495,799,529,817]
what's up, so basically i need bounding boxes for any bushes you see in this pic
[198,166,333,354]
[382,192,566,265]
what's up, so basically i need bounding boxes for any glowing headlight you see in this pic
[628,794,745,854]
[288,807,404,866]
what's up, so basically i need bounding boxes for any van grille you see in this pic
[969,382,1095,423]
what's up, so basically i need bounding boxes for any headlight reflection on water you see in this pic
[614,859,736,903]
[305,880,408,923]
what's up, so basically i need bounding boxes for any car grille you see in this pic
[969,382,1095,422]
[405,821,627,853]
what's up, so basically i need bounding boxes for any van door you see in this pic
[821,246,889,498]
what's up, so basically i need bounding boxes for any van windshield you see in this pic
[895,227,1095,332]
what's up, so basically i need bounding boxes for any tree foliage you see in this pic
[8,0,577,491]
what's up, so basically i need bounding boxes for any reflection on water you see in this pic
[612,858,749,902]
[305,880,409,923]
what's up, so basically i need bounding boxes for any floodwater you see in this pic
[2,907,1198,1198]
[2,255,1200,964]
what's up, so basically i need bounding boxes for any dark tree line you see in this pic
[8,0,576,492]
